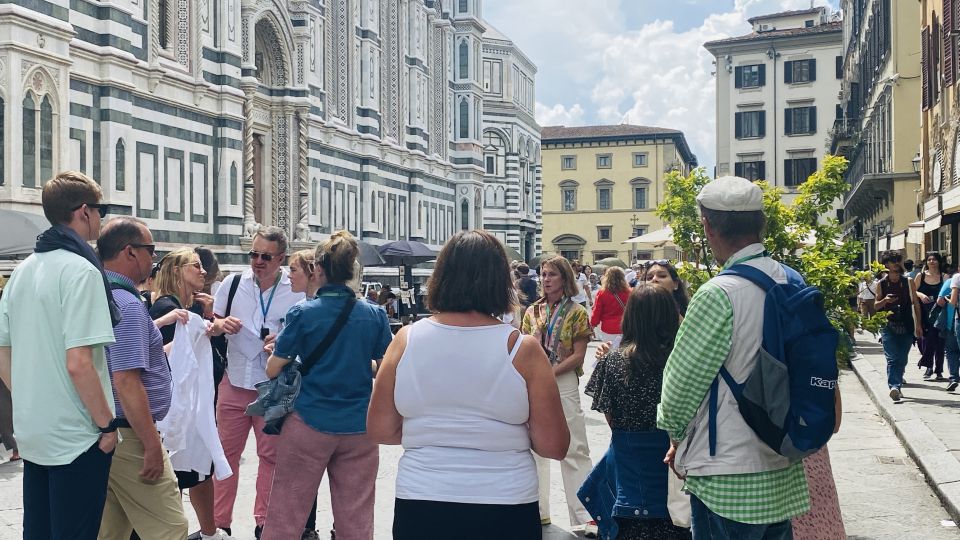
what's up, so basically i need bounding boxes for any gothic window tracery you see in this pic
[22,91,54,188]
[254,18,288,87]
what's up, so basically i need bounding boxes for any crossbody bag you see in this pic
[246,296,357,434]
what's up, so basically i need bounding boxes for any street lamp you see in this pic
[913,151,922,174]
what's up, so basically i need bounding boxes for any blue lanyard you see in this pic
[258,274,280,321]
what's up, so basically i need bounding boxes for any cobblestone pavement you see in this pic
[0,343,958,538]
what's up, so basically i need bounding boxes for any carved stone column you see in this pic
[241,84,258,237]
[295,107,311,242]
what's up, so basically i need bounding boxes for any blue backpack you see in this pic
[709,263,839,463]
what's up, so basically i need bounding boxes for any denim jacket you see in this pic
[577,429,671,539]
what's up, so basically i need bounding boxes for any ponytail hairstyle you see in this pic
[315,230,360,285]
[289,249,317,277]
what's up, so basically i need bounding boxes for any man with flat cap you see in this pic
[657,176,809,539]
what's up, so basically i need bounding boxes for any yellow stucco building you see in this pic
[540,125,698,264]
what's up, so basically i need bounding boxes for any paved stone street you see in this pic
[0,342,958,538]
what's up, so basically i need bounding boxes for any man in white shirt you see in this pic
[570,261,593,308]
[209,227,304,538]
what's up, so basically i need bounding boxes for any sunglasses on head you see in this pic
[71,203,108,219]
[249,250,278,262]
[645,259,670,267]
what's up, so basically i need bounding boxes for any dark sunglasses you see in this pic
[249,250,278,262]
[644,259,670,267]
[71,203,108,219]
[128,243,156,257]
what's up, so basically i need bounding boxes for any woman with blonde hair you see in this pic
[521,256,597,535]
[368,230,568,539]
[261,231,392,540]
[590,267,630,349]
[149,248,231,540]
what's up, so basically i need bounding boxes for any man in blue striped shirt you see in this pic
[97,217,189,539]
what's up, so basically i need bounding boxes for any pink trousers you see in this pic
[213,375,278,528]
[260,412,378,540]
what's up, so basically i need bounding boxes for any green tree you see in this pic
[656,155,870,364]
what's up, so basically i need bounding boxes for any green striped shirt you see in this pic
[657,280,810,524]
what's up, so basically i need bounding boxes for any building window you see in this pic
[596,153,612,169]
[561,155,576,170]
[483,130,505,176]
[785,59,816,84]
[460,199,469,230]
[633,226,647,238]
[485,156,495,175]
[805,19,814,27]
[562,188,577,211]
[835,55,843,79]
[458,40,469,80]
[229,162,238,205]
[785,106,817,135]
[158,0,170,49]
[458,99,469,139]
[735,161,766,181]
[735,110,766,139]
[370,192,376,223]
[784,157,818,187]
[482,60,502,94]
[458,0,468,12]
[633,186,647,210]
[560,250,580,261]
[597,187,611,210]
[632,153,648,167]
[598,226,612,242]
[22,93,54,188]
[734,64,765,88]
[115,139,126,191]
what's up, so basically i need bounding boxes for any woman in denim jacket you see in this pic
[580,284,691,539]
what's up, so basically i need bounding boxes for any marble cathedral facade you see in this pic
[0,0,540,265]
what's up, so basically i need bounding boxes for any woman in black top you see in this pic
[915,252,946,379]
[148,247,224,540]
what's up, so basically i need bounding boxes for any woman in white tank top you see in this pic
[368,230,570,540]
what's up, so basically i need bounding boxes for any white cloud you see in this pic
[485,0,837,171]
[535,103,587,126]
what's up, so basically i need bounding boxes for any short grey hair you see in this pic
[254,226,288,254]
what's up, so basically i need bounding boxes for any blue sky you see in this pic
[483,0,840,171]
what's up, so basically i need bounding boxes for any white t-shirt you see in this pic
[572,272,588,303]
[857,279,877,300]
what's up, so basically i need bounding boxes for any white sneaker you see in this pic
[201,530,235,540]
[583,521,599,538]
[889,387,902,402]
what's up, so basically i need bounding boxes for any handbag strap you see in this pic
[299,296,357,376]
[612,291,626,309]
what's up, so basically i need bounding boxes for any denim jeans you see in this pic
[23,442,113,540]
[880,328,914,390]
[690,494,792,540]
[945,328,960,383]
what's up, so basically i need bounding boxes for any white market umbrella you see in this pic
[624,226,674,247]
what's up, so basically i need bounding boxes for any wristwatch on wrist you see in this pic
[98,418,120,434]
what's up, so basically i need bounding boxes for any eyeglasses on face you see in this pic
[249,251,278,262]
[180,261,203,271]
[128,243,156,257]
[70,203,108,219]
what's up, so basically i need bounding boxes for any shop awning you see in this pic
[888,232,906,251]
[908,221,925,244]
[925,215,942,233]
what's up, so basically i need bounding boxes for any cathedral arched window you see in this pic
[483,131,505,177]
[115,139,126,191]
[230,162,238,206]
[158,0,170,49]
[461,199,469,230]
[458,40,469,80]
[370,192,377,223]
[22,93,54,188]
[458,98,469,139]
[312,178,319,216]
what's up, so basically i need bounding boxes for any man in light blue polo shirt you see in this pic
[0,171,119,540]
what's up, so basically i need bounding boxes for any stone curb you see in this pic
[849,349,960,525]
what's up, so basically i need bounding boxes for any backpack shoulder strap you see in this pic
[224,273,241,317]
[719,263,779,292]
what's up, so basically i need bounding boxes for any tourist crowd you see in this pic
[0,172,848,540]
